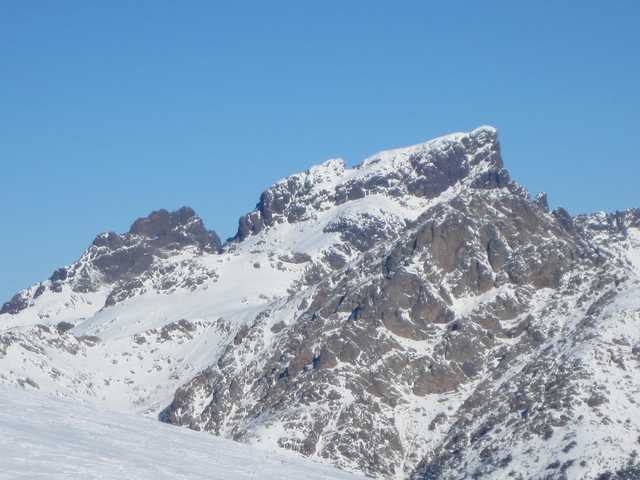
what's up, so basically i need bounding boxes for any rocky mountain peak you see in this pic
[129,206,195,236]
[81,206,221,293]
[90,206,221,254]
[1,206,221,316]
[234,126,506,241]
[127,206,221,253]
[2,127,639,480]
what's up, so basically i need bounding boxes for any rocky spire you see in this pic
[128,206,221,253]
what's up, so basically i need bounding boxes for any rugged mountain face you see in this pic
[1,206,221,317]
[1,127,639,479]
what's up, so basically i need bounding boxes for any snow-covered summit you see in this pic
[234,125,506,241]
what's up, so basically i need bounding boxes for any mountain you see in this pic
[1,126,639,479]
[0,385,361,480]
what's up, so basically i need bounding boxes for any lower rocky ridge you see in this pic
[0,207,221,318]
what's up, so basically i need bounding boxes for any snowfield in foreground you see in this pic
[0,386,361,480]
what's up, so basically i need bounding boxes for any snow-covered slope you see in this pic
[0,386,361,480]
[1,126,639,479]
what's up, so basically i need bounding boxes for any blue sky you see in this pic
[1,1,639,301]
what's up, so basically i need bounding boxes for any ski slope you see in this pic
[0,386,361,480]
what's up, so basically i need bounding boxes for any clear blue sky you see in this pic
[1,1,639,301]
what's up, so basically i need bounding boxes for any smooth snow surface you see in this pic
[0,386,361,480]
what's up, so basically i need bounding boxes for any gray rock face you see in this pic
[128,206,221,252]
[0,292,30,315]
[89,207,220,285]
[323,213,406,252]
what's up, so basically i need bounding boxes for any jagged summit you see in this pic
[234,125,507,241]
[90,206,222,252]
[358,125,499,168]
[1,206,221,317]
[127,206,221,252]
[129,206,199,235]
